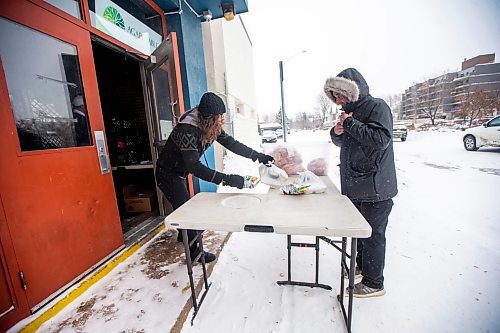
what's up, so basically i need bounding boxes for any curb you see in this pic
[20,224,166,333]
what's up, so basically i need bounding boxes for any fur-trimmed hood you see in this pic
[324,68,370,112]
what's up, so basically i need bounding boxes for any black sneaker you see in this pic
[346,282,386,298]
[190,250,216,264]
[343,267,362,279]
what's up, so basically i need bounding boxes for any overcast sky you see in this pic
[242,0,500,118]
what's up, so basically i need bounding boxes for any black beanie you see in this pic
[198,92,226,117]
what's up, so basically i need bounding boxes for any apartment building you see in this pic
[401,54,500,119]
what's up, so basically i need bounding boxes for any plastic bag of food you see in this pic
[298,170,327,194]
[259,164,288,188]
[280,171,326,195]
[307,158,328,176]
[268,145,304,175]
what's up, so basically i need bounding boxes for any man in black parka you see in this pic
[324,68,397,297]
[156,92,274,263]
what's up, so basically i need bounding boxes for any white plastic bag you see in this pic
[297,170,327,194]
[259,164,288,188]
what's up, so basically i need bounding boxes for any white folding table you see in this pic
[164,176,371,332]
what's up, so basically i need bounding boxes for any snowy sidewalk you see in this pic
[22,229,229,333]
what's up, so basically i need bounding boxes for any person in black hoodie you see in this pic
[324,68,397,298]
[155,92,274,263]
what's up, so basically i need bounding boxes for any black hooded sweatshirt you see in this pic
[156,108,260,184]
[330,68,398,202]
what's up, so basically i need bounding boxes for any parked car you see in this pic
[463,115,500,151]
[393,123,408,141]
[262,130,278,143]
[275,128,283,137]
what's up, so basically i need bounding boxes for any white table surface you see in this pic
[164,176,371,238]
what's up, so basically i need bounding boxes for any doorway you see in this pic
[92,41,162,242]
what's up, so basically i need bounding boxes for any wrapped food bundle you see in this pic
[243,175,260,189]
[307,158,328,176]
[270,146,304,175]
[281,183,311,195]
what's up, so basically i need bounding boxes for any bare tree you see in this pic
[292,112,312,130]
[314,93,332,129]
[417,79,444,126]
[456,90,500,126]
[382,94,403,118]
[274,107,288,125]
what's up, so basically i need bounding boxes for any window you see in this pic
[0,18,92,151]
[489,116,500,127]
[44,0,82,19]
[151,63,173,140]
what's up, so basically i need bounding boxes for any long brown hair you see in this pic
[199,112,223,146]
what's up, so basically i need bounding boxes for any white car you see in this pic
[275,128,284,137]
[463,115,500,151]
[262,130,277,143]
[393,123,408,141]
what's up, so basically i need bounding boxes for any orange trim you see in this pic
[80,0,92,25]
[25,0,89,29]
[144,0,164,19]
[187,175,195,197]
[170,32,185,116]
[0,59,30,311]
[142,0,167,38]
[161,11,167,37]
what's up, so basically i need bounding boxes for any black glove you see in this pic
[257,153,274,166]
[222,174,244,189]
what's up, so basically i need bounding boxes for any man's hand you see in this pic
[339,111,352,125]
[333,122,344,135]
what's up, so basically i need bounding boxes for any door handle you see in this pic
[94,131,110,174]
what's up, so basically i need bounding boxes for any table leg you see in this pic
[277,235,331,290]
[340,237,347,300]
[347,238,357,332]
[182,229,198,312]
[286,234,291,282]
[197,231,209,290]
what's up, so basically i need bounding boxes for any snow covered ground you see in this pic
[183,129,500,333]
[26,129,499,333]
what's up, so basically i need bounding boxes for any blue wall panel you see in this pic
[166,10,217,192]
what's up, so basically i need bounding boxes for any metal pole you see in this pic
[279,60,287,142]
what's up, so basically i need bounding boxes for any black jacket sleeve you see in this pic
[176,130,225,184]
[216,130,260,161]
[330,127,344,147]
[343,101,392,149]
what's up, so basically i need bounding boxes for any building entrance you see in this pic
[92,41,162,242]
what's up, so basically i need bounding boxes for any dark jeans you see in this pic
[156,173,200,252]
[352,199,393,289]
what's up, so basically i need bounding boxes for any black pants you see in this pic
[352,199,393,289]
[156,173,200,252]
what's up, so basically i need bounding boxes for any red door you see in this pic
[0,0,123,324]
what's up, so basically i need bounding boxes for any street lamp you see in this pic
[279,50,306,142]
